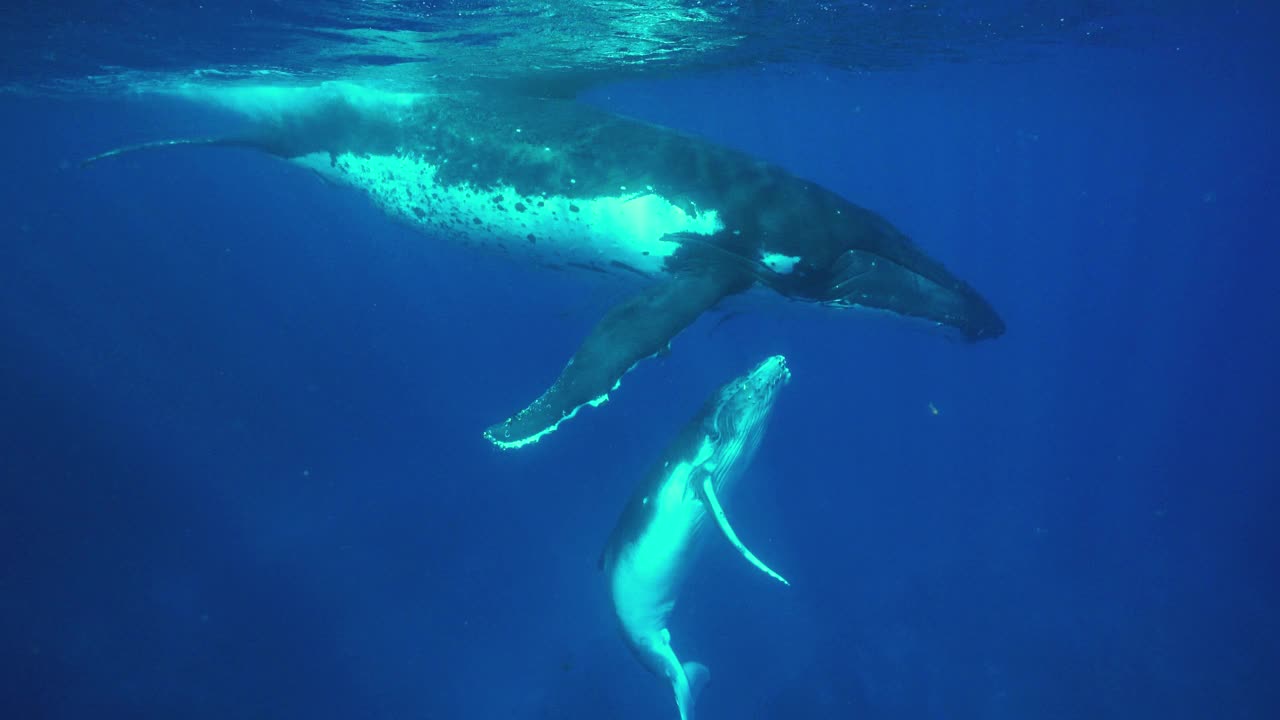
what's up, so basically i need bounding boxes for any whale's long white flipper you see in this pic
[700,475,790,586]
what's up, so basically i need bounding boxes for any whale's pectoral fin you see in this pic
[484,268,749,449]
[700,475,790,586]
[80,137,267,168]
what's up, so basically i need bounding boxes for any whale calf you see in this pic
[600,354,792,720]
[84,83,1003,448]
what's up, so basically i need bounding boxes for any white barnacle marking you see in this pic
[293,152,724,275]
[761,251,801,274]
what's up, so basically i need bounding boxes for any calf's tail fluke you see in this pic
[673,660,710,720]
[80,137,258,168]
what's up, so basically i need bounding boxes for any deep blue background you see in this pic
[2,9,1278,720]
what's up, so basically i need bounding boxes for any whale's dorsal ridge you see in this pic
[699,475,790,587]
[456,66,659,102]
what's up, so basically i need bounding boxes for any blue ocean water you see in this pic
[1,2,1277,718]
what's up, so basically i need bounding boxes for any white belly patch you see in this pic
[294,152,724,275]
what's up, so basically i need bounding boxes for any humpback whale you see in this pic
[83,83,1004,448]
[601,354,792,720]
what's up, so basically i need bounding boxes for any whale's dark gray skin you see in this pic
[601,354,793,720]
[83,85,1004,449]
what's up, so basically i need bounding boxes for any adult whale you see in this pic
[601,354,793,720]
[83,83,1004,448]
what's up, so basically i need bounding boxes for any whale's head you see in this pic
[762,195,1006,342]
[823,207,1006,342]
[696,355,791,492]
[711,354,791,426]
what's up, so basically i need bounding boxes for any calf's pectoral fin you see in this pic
[700,475,790,586]
[483,267,750,450]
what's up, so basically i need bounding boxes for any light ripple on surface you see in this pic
[2,1,1168,98]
